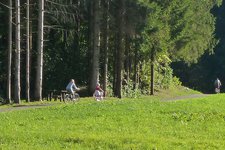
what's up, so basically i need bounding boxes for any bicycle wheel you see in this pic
[215,88,220,93]
[64,94,71,102]
[73,93,80,102]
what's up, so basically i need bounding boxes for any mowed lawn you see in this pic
[0,94,225,149]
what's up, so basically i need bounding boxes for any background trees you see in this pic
[172,0,225,93]
[25,0,30,102]
[14,0,21,103]
[35,0,44,101]
[89,0,101,94]
[0,0,223,102]
[7,0,12,103]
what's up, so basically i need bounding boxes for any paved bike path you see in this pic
[0,94,209,113]
[161,94,209,101]
[0,104,56,113]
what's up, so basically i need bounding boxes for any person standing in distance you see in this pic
[214,78,222,93]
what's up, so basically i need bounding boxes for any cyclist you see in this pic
[93,83,104,101]
[66,79,80,96]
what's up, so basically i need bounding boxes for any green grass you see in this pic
[155,86,201,99]
[1,94,225,149]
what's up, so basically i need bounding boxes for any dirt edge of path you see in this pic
[0,103,57,113]
[160,94,210,102]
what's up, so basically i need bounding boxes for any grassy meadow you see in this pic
[0,93,225,149]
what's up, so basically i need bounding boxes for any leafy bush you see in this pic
[0,96,5,104]
[171,76,182,87]
[106,82,113,97]
[139,55,178,93]
[122,79,142,98]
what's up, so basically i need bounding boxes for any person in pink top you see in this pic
[93,83,104,101]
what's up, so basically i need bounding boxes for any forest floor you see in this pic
[0,93,210,113]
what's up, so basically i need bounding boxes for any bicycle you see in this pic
[215,87,220,93]
[64,92,80,102]
[93,90,104,101]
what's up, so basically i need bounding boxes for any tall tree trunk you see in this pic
[35,0,44,101]
[29,0,33,100]
[124,34,130,83]
[124,1,130,85]
[26,0,30,102]
[113,43,118,96]
[150,49,155,95]
[15,0,21,104]
[115,0,125,98]
[75,0,81,79]
[7,0,12,104]
[90,0,101,93]
[133,42,138,90]
[102,0,109,97]
[88,0,94,94]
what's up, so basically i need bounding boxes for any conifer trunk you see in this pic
[125,34,130,83]
[35,0,44,101]
[102,0,109,96]
[26,0,30,102]
[115,0,125,98]
[133,39,138,90]
[15,0,21,104]
[150,49,155,95]
[7,0,12,104]
[90,0,101,93]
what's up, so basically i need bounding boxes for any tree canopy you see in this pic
[0,0,224,102]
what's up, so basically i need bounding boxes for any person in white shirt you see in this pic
[66,79,80,95]
[214,78,222,93]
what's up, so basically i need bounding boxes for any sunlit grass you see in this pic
[155,86,201,99]
[1,93,225,149]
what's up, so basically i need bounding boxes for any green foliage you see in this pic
[139,55,175,92]
[171,76,182,87]
[0,0,224,98]
[0,96,4,104]
[105,81,114,97]
[168,0,219,63]
[1,94,225,149]
[139,0,220,64]
[154,55,173,89]
[136,0,222,94]
[122,79,142,98]
[172,1,225,93]
[139,1,170,57]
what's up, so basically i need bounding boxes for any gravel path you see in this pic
[0,94,209,113]
[0,104,56,113]
[161,94,210,101]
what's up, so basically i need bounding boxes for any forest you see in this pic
[0,0,224,104]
